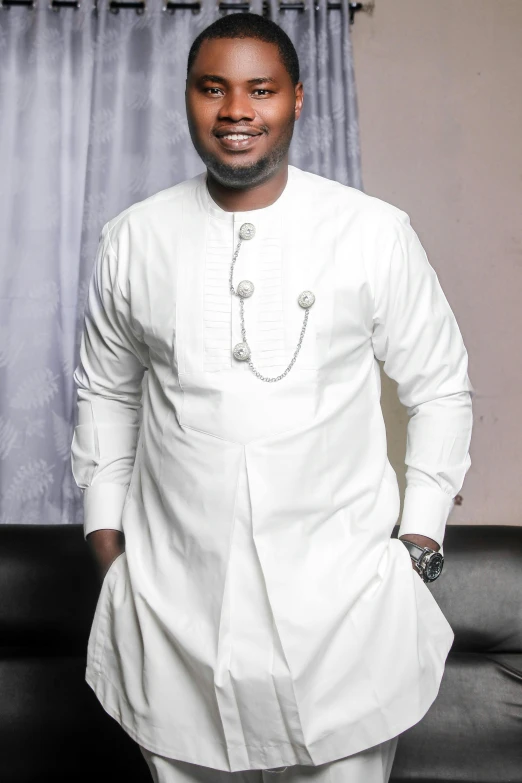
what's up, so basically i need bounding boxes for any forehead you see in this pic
[190,37,288,82]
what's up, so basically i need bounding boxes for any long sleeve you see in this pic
[71,222,149,539]
[369,211,474,550]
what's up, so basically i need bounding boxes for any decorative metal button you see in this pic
[237,280,255,298]
[233,342,251,361]
[239,223,256,241]
[297,290,315,309]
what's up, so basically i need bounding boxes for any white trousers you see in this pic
[139,736,399,783]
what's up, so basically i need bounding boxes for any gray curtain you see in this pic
[0,0,362,527]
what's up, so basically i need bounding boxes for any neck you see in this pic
[206,164,289,212]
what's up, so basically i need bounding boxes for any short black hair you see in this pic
[187,12,300,86]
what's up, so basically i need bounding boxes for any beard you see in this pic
[193,115,295,190]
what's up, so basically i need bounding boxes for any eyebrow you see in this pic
[198,74,278,86]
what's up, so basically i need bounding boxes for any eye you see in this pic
[204,87,223,96]
[253,89,272,96]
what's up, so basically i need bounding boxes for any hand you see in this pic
[99,550,125,582]
[86,529,125,584]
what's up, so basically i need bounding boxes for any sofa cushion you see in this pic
[0,656,150,782]
[391,652,522,782]
[0,525,99,654]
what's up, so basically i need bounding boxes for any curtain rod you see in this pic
[0,0,375,24]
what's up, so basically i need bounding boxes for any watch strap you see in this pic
[400,538,445,583]
[400,540,427,561]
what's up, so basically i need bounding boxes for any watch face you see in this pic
[424,553,444,582]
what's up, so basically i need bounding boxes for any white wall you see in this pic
[351,0,522,527]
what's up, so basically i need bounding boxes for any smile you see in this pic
[215,133,263,151]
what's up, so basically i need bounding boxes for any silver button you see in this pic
[237,280,255,298]
[239,223,256,241]
[297,290,315,309]
[233,342,251,361]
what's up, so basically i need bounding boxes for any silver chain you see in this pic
[239,297,309,382]
[230,237,311,383]
[228,237,243,296]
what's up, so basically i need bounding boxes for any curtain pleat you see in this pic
[0,0,362,526]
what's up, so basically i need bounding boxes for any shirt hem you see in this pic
[85,657,448,773]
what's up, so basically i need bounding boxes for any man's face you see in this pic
[185,37,303,189]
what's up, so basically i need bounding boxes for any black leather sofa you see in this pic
[1,524,521,782]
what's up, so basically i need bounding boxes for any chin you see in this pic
[203,150,287,190]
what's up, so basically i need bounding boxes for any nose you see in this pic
[218,88,255,122]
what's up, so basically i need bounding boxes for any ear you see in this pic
[294,82,304,120]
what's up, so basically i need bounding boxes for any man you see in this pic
[71,12,473,783]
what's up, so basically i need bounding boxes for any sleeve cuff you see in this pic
[83,483,128,540]
[398,484,454,551]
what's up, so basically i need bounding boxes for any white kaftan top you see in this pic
[71,165,474,772]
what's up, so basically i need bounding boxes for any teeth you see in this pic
[222,134,251,141]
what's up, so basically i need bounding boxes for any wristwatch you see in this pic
[400,539,444,583]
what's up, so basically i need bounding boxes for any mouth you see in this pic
[214,131,264,152]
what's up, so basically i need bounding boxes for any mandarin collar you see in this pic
[200,165,296,223]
